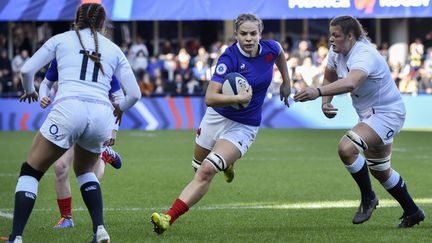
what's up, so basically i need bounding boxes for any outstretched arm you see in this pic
[275,51,291,107]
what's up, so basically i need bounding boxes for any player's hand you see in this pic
[294,87,319,102]
[20,91,39,104]
[40,96,51,109]
[237,85,252,105]
[279,82,291,107]
[113,103,123,125]
[322,103,338,119]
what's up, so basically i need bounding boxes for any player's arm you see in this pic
[319,69,367,97]
[274,50,291,107]
[114,59,141,112]
[205,80,251,108]
[20,41,55,103]
[113,55,141,124]
[320,67,338,105]
[38,59,58,108]
[294,69,367,101]
[39,78,54,108]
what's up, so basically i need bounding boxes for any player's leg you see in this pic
[9,132,67,241]
[151,140,240,234]
[93,157,106,180]
[73,144,108,241]
[74,102,113,242]
[191,142,234,183]
[53,148,75,228]
[363,112,424,227]
[338,122,380,224]
[151,121,257,234]
[366,145,424,228]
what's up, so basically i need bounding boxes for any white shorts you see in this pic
[361,112,405,145]
[40,98,114,153]
[195,108,259,156]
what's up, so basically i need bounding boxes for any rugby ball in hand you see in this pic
[222,72,251,109]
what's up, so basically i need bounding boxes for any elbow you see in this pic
[132,91,141,104]
[205,94,216,107]
[205,97,213,107]
[345,83,356,92]
[20,64,31,77]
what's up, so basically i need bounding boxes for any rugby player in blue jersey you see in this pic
[151,13,292,234]
[39,59,123,229]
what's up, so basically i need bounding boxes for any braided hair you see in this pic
[73,3,106,75]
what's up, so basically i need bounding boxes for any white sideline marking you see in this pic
[0,210,13,219]
[1,198,432,219]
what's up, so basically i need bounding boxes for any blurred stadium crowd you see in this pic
[0,22,431,98]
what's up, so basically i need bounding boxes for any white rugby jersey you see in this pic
[327,37,405,117]
[21,28,140,111]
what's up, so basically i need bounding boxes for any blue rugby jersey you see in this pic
[211,40,281,126]
[45,59,121,94]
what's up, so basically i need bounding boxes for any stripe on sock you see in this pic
[77,172,99,187]
[345,154,365,174]
[382,169,400,190]
[15,176,39,195]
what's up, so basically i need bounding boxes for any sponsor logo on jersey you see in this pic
[216,63,227,75]
[240,63,246,70]
[49,124,59,140]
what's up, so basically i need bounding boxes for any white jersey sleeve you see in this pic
[38,77,54,100]
[113,52,141,111]
[20,37,57,93]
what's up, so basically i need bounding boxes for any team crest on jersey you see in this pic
[265,53,273,63]
[216,63,227,75]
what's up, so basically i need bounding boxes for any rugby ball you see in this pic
[222,72,251,109]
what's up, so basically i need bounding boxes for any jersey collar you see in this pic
[236,42,262,57]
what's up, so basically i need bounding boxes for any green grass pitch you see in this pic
[0,129,431,242]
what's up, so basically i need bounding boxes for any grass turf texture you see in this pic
[0,129,431,242]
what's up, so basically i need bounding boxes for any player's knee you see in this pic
[192,157,202,172]
[337,139,357,159]
[366,155,391,172]
[340,130,368,156]
[204,152,227,173]
[20,162,44,181]
[54,160,69,177]
[194,162,217,182]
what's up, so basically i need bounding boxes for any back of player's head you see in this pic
[74,3,106,31]
[234,13,264,34]
[73,3,106,75]
[330,15,367,40]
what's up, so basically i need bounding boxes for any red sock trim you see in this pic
[57,197,72,218]
[166,198,189,224]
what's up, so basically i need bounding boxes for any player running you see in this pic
[151,13,291,234]
[294,15,424,227]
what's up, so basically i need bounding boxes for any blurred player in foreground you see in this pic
[294,15,424,228]
[7,3,140,243]
[151,13,291,234]
[38,59,123,229]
